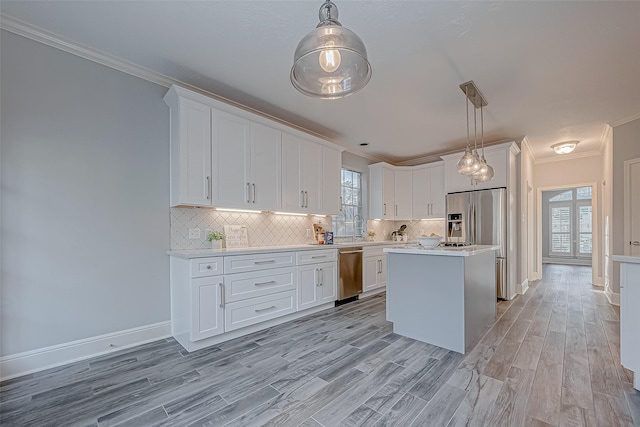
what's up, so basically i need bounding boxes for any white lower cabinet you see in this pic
[224,290,297,332]
[171,249,339,352]
[363,247,387,293]
[298,261,337,311]
[191,276,225,341]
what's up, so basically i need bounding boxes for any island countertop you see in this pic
[383,244,499,257]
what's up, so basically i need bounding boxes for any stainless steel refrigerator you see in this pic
[446,188,507,299]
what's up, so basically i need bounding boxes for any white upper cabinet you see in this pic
[412,162,445,219]
[394,170,413,220]
[165,95,212,207]
[282,132,342,214]
[212,115,282,211]
[369,163,396,219]
[441,142,520,194]
[164,85,342,213]
[322,147,342,215]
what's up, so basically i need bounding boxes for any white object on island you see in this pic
[383,245,499,354]
[613,255,640,391]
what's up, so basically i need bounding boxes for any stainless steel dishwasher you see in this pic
[338,247,363,303]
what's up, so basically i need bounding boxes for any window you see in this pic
[333,169,364,237]
[548,186,592,258]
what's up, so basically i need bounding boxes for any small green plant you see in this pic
[207,230,225,241]
[367,231,376,237]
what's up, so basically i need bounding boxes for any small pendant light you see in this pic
[291,0,372,99]
[458,81,492,181]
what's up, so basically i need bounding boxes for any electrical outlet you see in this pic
[306,229,312,238]
[189,228,201,239]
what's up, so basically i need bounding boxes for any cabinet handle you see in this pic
[340,196,343,212]
[319,268,324,286]
[305,191,309,208]
[395,205,398,216]
[219,283,224,308]
[254,260,276,265]
[206,265,212,270]
[632,241,640,246]
[301,191,305,208]
[384,203,386,215]
[206,176,211,200]
[255,305,276,313]
[314,268,319,286]
[311,255,326,259]
[247,183,251,203]
[254,280,277,287]
[252,183,256,204]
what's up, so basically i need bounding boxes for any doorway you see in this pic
[542,186,593,266]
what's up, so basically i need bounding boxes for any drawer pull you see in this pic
[254,260,276,265]
[206,265,212,270]
[255,305,276,313]
[254,280,277,287]
[311,255,327,259]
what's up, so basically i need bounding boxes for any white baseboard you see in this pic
[0,321,171,381]
[517,279,529,295]
[605,289,620,306]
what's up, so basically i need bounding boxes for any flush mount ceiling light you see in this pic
[457,81,493,182]
[291,0,372,99]
[551,141,579,154]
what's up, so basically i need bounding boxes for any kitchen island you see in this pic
[383,245,499,354]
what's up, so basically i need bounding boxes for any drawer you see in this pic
[363,247,386,258]
[224,267,297,303]
[224,290,297,332]
[224,252,295,274]
[190,257,224,278]
[296,249,337,265]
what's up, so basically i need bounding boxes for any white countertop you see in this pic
[383,244,500,257]
[168,240,410,259]
[612,255,640,264]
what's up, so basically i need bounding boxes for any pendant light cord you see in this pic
[481,105,485,157]
[466,87,471,150]
[473,100,477,153]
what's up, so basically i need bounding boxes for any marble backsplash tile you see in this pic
[171,207,447,250]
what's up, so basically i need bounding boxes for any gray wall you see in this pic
[1,31,170,355]
[612,118,640,292]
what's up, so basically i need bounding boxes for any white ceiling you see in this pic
[2,1,640,163]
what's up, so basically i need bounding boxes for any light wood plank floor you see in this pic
[1,264,638,426]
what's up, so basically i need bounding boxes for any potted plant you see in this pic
[207,230,225,249]
[367,230,376,242]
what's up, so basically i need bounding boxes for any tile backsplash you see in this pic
[170,207,446,250]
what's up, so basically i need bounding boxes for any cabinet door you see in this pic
[429,164,445,218]
[363,256,380,292]
[298,264,320,311]
[377,256,387,288]
[301,141,323,213]
[281,133,303,212]
[176,98,212,206]
[190,276,224,341]
[412,168,430,219]
[318,263,337,303]
[322,147,342,215]
[383,166,396,219]
[250,123,281,211]
[394,170,413,220]
[212,110,251,208]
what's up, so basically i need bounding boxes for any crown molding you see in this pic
[1,14,384,162]
[609,111,640,128]
[534,149,602,165]
[520,136,536,160]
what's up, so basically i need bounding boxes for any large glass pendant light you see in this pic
[291,0,372,99]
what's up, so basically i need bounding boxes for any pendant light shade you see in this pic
[291,0,371,99]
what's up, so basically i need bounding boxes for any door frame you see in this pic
[623,157,640,256]
[537,181,600,286]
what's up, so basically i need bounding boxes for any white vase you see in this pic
[211,240,222,250]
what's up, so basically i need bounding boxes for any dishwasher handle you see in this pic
[340,250,364,254]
